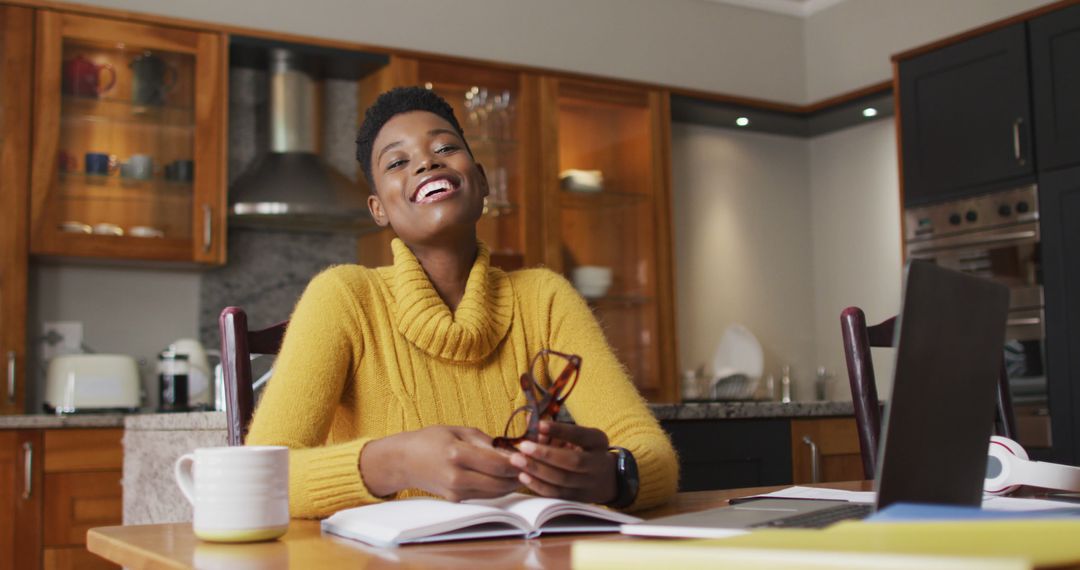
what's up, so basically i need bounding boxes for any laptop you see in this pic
[624,261,1010,538]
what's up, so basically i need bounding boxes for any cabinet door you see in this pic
[662,419,792,491]
[790,417,864,484]
[414,59,541,271]
[899,24,1034,205]
[1040,165,1080,465]
[1,431,42,570]
[29,11,226,263]
[539,78,678,402]
[0,5,33,415]
[1031,3,1080,173]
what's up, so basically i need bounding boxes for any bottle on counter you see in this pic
[158,347,190,413]
[780,365,793,404]
[760,374,777,401]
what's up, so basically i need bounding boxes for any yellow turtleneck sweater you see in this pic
[246,239,678,518]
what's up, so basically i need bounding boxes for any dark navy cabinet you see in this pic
[1030,3,1080,173]
[1040,166,1080,465]
[898,24,1034,206]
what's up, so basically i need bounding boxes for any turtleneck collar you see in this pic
[388,238,514,363]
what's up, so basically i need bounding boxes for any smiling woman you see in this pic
[244,87,678,518]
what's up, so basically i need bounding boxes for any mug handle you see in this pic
[98,63,117,95]
[174,453,196,505]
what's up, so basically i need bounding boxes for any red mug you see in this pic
[62,55,116,98]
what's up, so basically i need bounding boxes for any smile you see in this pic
[412,176,461,204]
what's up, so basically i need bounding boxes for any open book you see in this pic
[321,493,642,547]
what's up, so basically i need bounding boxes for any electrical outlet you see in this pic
[41,321,83,360]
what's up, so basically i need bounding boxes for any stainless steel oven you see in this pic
[904,184,1051,449]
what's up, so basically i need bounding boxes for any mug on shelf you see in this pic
[121,154,154,180]
[84,152,116,176]
[57,150,79,173]
[130,51,178,106]
[62,54,116,98]
[165,159,194,183]
[174,446,289,543]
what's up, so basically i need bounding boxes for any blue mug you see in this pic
[85,152,114,175]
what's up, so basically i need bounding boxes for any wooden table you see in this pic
[88,481,873,569]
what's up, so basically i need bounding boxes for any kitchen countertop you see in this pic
[0,413,129,429]
[649,400,855,421]
[2,401,855,431]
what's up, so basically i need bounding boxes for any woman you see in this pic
[246,86,677,518]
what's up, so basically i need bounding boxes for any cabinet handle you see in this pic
[802,435,821,484]
[202,204,212,254]
[22,442,32,499]
[6,350,14,403]
[1012,118,1025,165]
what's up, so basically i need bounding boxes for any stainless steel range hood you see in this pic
[229,48,374,233]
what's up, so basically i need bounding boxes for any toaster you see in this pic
[44,354,141,414]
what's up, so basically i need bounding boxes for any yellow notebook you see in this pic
[573,520,1080,570]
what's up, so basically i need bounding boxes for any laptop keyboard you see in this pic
[753,503,874,529]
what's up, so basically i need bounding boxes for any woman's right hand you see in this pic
[360,426,521,501]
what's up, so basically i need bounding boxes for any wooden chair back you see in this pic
[219,307,288,446]
[840,306,1018,479]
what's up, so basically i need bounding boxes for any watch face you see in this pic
[611,447,640,507]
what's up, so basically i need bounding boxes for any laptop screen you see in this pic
[874,261,1010,509]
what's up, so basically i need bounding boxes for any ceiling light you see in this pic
[862,107,878,118]
[735,117,750,127]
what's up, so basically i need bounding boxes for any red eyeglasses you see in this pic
[492,349,582,451]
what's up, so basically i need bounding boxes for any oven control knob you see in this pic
[999,204,1012,217]
[1016,201,1030,214]
[949,213,962,225]
[965,210,978,222]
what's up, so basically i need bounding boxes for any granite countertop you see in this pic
[1,401,854,430]
[0,413,129,429]
[648,400,855,421]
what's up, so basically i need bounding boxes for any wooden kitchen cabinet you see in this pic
[1030,3,1080,173]
[29,10,227,264]
[898,23,1034,206]
[1,429,120,570]
[0,5,33,415]
[662,419,793,492]
[790,417,864,484]
[538,77,678,402]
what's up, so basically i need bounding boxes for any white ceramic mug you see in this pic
[174,446,289,542]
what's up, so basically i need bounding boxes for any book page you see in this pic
[468,493,641,530]
[322,498,528,547]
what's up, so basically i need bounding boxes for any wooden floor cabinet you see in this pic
[0,428,122,570]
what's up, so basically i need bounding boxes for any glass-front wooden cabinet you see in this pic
[417,59,539,271]
[539,77,677,402]
[30,11,226,263]
[0,5,33,415]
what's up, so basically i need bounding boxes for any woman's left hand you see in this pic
[509,420,616,504]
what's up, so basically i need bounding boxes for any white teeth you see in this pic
[416,179,454,201]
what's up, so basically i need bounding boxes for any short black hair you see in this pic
[355,86,470,192]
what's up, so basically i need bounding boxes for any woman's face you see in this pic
[367,111,488,246]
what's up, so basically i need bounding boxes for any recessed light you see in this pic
[423,82,433,90]
[862,107,878,118]
[735,117,750,127]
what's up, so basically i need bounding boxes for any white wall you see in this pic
[28,263,202,412]
[671,123,817,398]
[804,0,1053,101]
[808,119,902,399]
[75,0,807,103]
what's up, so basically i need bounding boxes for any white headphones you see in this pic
[984,436,1080,496]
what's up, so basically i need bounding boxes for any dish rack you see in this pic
[711,374,759,401]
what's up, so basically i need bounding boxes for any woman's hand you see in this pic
[509,420,617,504]
[360,426,521,501]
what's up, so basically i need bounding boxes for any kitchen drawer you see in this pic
[43,471,121,547]
[790,417,863,484]
[44,429,122,472]
[43,547,117,570]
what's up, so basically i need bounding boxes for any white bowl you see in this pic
[572,266,613,287]
[575,282,611,299]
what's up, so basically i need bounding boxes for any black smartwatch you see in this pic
[607,446,640,509]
